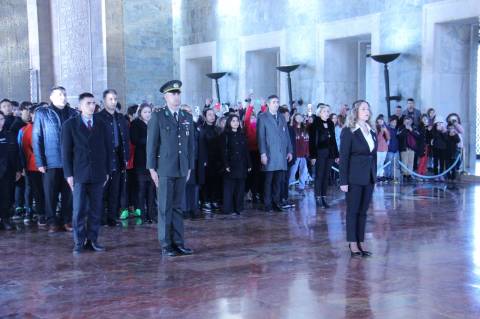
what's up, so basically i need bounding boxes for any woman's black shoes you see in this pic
[349,244,362,257]
[357,243,372,257]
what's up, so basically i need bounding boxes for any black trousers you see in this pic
[183,184,199,213]
[281,167,290,202]
[136,170,156,220]
[157,176,186,249]
[121,169,136,209]
[201,168,222,204]
[345,184,374,242]
[72,182,104,246]
[43,168,72,226]
[223,177,246,214]
[315,157,333,197]
[432,148,447,175]
[246,151,262,197]
[103,170,123,222]
[15,176,31,209]
[0,175,14,220]
[263,170,284,210]
[27,171,45,216]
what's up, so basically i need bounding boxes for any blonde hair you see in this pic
[316,104,330,117]
[346,100,373,130]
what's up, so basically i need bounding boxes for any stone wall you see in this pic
[0,0,30,102]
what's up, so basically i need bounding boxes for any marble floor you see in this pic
[1,183,480,318]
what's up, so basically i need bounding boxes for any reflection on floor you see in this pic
[1,183,480,318]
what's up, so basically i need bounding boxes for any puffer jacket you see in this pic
[32,104,78,169]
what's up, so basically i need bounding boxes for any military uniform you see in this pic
[146,80,195,254]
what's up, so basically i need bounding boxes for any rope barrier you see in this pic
[396,153,462,179]
[330,153,461,180]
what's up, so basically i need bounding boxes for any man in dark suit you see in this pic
[256,95,293,213]
[62,92,111,255]
[97,89,130,226]
[146,80,195,257]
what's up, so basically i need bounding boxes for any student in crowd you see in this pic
[289,113,310,195]
[375,114,390,182]
[384,116,400,182]
[130,104,156,223]
[445,123,461,181]
[309,104,339,208]
[220,115,251,215]
[431,117,448,181]
[0,111,21,230]
[280,107,296,208]
[198,108,222,212]
[398,116,420,182]
[417,114,432,176]
[244,101,262,203]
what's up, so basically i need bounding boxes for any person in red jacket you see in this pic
[18,105,46,227]
[244,102,262,202]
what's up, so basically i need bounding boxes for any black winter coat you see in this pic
[309,116,339,159]
[220,130,252,179]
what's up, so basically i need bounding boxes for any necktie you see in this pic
[174,112,178,122]
[87,120,92,130]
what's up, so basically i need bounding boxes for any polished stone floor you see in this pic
[1,183,480,318]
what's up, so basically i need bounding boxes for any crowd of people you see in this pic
[0,88,465,238]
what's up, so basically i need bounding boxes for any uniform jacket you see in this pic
[339,125,378,186]
[256,111,293,172]
[146,107,195,178]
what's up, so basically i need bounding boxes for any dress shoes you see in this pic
[162,247,179,257]
[64,223,73,232]
[175,245,193,255]
[84,240,106,252]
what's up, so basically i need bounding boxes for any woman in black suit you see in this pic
[339,100,377,257]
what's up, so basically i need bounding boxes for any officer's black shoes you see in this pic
[211,202,221,210]
[162,247,179,257]
[84,240,106,252]
[73,244,83,255]
[175,245,193,256]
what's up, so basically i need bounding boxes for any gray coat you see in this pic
[256,111,293,172]
[146,107,195,177]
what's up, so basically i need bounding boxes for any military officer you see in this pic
[146,80,195,257]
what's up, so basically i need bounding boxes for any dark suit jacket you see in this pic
[62,114,112,183]
[339,126,378,186]
[146,107,195,178]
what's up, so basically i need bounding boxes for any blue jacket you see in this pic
[387,126,399,153]
[32,104,78,169]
